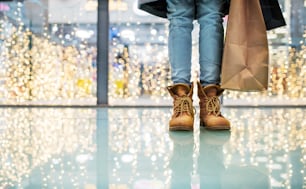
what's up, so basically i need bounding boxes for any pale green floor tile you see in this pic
[0,107,304,189]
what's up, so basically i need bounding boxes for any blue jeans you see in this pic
[167,0,226,86]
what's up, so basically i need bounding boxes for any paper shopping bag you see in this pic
[221,0,269,91]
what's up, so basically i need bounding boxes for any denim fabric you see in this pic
[167,0,226,86]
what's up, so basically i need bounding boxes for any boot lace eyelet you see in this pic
[206,96,221,116]
[174,96,194,117]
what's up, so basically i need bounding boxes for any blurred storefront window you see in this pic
[108,0,170,105]
[0,0,97,105]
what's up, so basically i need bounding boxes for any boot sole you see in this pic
[169,125,193,131]
[200,122,230,130]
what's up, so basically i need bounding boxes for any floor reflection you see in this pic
[0,108,97,188]
[0,107,304,188]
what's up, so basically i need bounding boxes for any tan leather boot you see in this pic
[167,83,194,131]
[197,82,230,130]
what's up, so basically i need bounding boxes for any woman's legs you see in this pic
[167,0,195,84]
[196,0,226,86]
[166,0,230,130]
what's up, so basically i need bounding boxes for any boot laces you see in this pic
[174,96,194,117]
[206,96,221,116]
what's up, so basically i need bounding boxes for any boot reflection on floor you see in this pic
[168,129,231,189]
[169,132,194,188]
[198,129,230,189]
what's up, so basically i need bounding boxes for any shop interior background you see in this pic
[0,0,305,106]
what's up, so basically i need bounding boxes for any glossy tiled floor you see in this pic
[0,107,305,189]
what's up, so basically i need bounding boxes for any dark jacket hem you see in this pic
[139,3,167,19]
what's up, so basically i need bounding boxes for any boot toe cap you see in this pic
[202,116,231,130]
[169,115,194,131]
